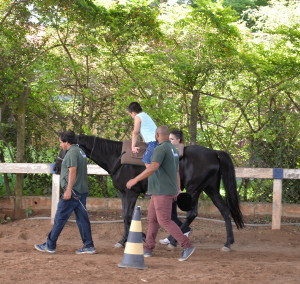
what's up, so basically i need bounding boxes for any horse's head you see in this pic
[54,134,123,175]
[53,149,66,174]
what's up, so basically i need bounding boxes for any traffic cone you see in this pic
[118,206,147,269]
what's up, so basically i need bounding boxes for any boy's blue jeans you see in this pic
[46,192,94,250]
[143,141,158,164]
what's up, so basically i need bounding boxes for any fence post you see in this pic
[272,169,283,230]
[51,174,60,224]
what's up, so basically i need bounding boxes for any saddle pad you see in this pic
[174,143,184,157]
[121,140,147,166]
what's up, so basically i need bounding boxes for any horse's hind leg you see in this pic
[205,189,234,251]
[168,200,199,248]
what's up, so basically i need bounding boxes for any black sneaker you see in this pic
[178,246,195,261]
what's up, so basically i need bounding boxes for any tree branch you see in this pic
[0,0,29,26]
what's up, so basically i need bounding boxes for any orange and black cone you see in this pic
[118,206,147,269]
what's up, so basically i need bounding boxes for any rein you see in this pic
[89,135,97,161]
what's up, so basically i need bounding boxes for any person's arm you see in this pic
[131,116,141,153]
[63,166,76,200]
[126,162,160,189]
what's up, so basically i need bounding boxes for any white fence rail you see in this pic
[0,163,299,229]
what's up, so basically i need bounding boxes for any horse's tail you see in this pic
[217,151,245,229]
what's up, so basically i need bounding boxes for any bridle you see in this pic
[89,135,97,161]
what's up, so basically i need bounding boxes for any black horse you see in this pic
[54,134,244,251]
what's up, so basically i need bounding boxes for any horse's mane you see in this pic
[78,134,122,156]
[96,136,122,155]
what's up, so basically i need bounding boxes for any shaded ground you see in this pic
[0,210,299,284]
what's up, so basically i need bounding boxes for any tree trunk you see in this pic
[0,149,12,195]
[14,86,29,218]
[189,90,200,145]
[98,176,109,197]
[0,107,11,194]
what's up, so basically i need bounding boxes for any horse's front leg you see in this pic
[114,190,139,248]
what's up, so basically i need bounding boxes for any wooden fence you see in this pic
[0,163,300,229]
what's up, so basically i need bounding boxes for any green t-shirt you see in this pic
[60,145,88,194]
[147,141,179,195]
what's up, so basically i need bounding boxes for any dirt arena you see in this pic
[0,210,299,284]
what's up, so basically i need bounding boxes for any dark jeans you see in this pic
[46,192,94,250]
[167,201,191,241]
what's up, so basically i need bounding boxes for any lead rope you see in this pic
[72,189,87,212]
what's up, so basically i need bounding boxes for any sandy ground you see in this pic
[0,210,299,284]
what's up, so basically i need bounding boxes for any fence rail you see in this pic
[1,163,299,229]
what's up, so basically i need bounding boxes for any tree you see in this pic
[222,0,268,15]
[1,0,299,204]
[0,0,163,200]
[145,0,242,144]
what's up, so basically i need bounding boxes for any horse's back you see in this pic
[182,145,219,165]
[180,145,220,190]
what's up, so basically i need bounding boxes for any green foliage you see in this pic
[22,148,60,196]
[238,179,274,202]
[0,0,299,203]
[222,0,267,14]
[25,206,33,218]
[23,174,52,196]
[88,176,119,198]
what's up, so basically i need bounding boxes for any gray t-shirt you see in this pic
[147,141,179,195]
[60,145,88,194]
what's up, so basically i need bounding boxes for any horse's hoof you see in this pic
[114,242,125,248]
[221,246,231,252]
[167,244,177,250]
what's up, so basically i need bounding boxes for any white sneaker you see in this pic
[184,230,192,237]
[159,238,170,245]
[167,243,176,250]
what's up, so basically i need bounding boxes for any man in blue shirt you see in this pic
[126,126,195,261]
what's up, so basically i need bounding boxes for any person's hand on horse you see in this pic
[126,179,136,189]
[131,146,140,154]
